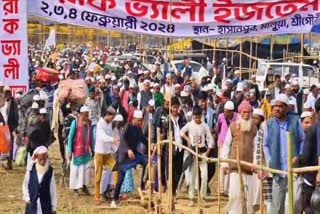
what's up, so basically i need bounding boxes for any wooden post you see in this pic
[239,39,243,78]
[148,122,152,212]
[300,33,304,63]
[270,35,274,60]
[195,144,201,213]
[157,128,162,214]
[217,146,221,213]
[249,37,253,71]
[168,130,173,213]
[237,142,247,214]
[259,134,264,214]
[287,132,294,214]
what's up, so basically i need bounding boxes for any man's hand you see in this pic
[113,138,120,145]
[222,167,229,175]
[292,157,299,167]
[205,149,211,157]
[25,200,30,204]
[128,150,135,160]
[316,172,320,186]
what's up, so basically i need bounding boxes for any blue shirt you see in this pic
[263,119,305,177]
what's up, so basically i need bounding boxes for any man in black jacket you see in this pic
[111,110,147,208]
[299,98,320,213]
[3,86,19,169]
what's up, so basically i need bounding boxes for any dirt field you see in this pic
[0,142,227,214]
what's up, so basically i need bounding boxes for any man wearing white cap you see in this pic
[305,84,319,110]
[252,108,273,213]
[300,111,312,133]
[160,74,175,96]
[263,94,305,214]
[22,146,57,214]
[137,80,153,110]
[94,106,118,204]
[142,100,155,142]
[216,100,237,196]
[112,110,148,207]
[67,105,94,195]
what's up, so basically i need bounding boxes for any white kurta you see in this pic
[69,159,91,189]
[22,166,57,214]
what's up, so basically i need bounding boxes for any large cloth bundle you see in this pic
[19,89,38,109]
[0,125,11,154]
[58,79,88,104]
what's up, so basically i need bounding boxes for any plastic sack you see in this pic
[15,145,27,166]
[0,125,11,154]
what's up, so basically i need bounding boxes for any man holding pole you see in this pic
[263,94,305,214]
[221,101,257,214]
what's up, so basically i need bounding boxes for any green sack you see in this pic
[16,145,27,166]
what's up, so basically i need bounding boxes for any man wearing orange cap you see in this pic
[221,101,257,214]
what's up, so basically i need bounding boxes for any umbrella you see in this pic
[35,67,59,83]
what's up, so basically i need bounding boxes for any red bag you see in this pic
[35,68,60,83]
[0,125,11,154]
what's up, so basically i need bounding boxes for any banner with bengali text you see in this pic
[1,0,28,92]
[27,0,320,38]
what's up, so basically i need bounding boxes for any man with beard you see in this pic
[22,146,57,214]
[263,94,305,214]
[221,101,257,214]
[137,80,153,110]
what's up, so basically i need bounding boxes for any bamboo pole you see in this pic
[249,37,253,71]
[157,128,162,214]
[195,142,201,213]
[240,39,243,78]
[259,134,264,214]
[237,142,247,214]
[287,132,294,214]
[300,33,304,63]
[270,35,274,60]
[217,146,221,214]
[148,122,152,212]
[168,130,173,213]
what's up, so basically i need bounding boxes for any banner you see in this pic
[0,0,28,93]
[28,0,320,37]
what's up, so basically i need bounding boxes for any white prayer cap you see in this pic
[175,84,181,89]
[31,102,39,109]
[253,108,264,118]
[127,70,132,75]
[181,91,189,97]
[301,111,312,119]
[3,86,11,92]
[148,99,155,107]
[234,70,240,75]
[226,79,232,83]
[270,99,276,107]
[105,74,111,79]
[39,94,46,100]
[138,70,144,75]
[224,101,234,110]
[151,69,156,73]
[99,78,106,83]
[99,61,103,65]
[32,146,48,158]
[39,108,47,114]
[223,57,227,61]
[284,84,291,89]
[114,58,118,61]
[292,79,299,85]
[114,114,124,122]
[153,83,160,88]
[15,93,21,99]
[236,82,243,92]
[96,75,102,81]
[117,82,122,87]
[166,73,171,78]
[216,91,222,98]
[303,89,309,95]
[288,99,296,106]
[143,79,150,85]
[80,105,89,113]
[275,94,289,105]
[33,95,40,101]
[144,70,150,74]
[85,77,91,81]
[129,83,137,88]
[133,110,143,119]
[111,76,117,81]
[0,81,5,87]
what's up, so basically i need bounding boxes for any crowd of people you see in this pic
[1,44,320,213]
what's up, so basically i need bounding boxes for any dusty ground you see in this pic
[0,142,227,214]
